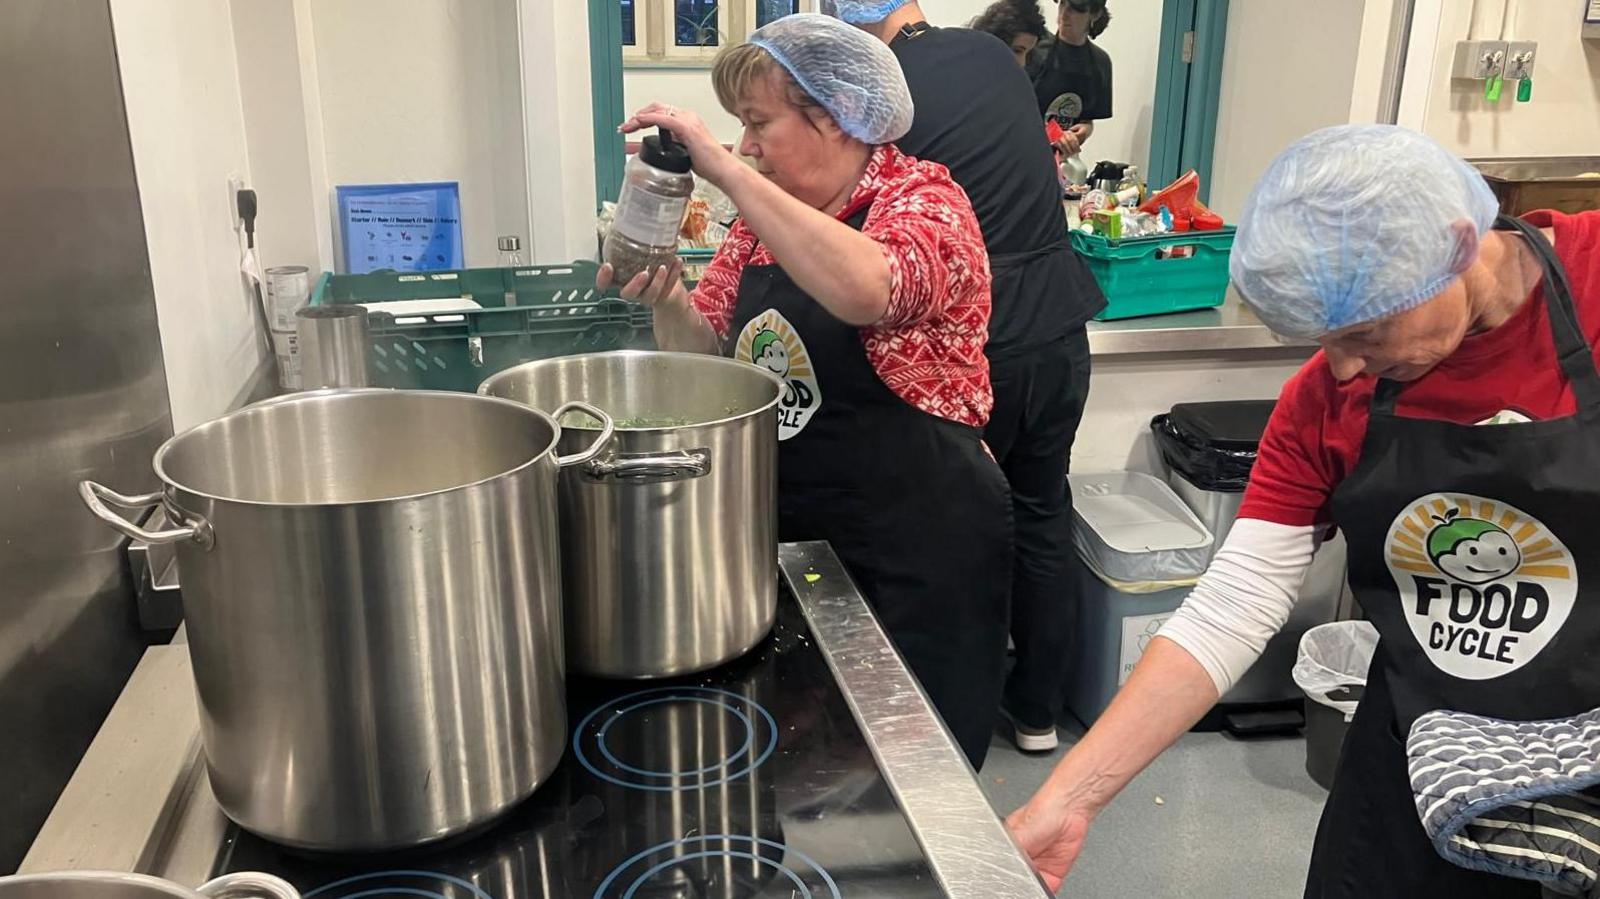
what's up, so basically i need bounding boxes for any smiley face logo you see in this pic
[750,328,789,379]
[1426,510,1522,584]
[735,309,820,441]
[1385,493,1577,680]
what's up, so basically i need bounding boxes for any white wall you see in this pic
[109,0,265,430]
[309,0,530,268]
[520,0,604,260]
[1075,349,1312,473]
[1209,0,1368,221]
[1414,0,1600,158]
[625,69,745,144]
[228,0,329,274]
[623,0,1164,169]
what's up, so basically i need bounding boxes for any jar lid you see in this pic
[640,130,692,175]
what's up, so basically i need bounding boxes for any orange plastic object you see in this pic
[1139,170,1198,216]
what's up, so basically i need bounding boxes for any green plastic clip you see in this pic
[1485,73,1504,102]
[1517,75,1533,103]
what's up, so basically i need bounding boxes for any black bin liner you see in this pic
[1151,399,1277,492]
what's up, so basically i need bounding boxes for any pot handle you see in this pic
[79,481,214,550]
[585,448,712,482]
[195,872,301,899]
[552,401,616,468]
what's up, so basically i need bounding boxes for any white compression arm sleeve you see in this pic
[1157,518,1324,696]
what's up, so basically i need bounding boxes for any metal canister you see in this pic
[296,305,370,389]
[264,265,311,332]
[270,329,302,390]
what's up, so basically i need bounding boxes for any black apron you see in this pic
[1031,36,1112,122]
[1308,216,1600,897]
[722,205,1014,769]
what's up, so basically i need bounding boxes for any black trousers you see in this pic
[984,328,1092,729]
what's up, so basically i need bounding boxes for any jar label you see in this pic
[612,182,689,247]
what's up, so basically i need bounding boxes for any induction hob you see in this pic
[214,586,944,898]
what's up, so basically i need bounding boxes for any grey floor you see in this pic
[982,720,1329,898]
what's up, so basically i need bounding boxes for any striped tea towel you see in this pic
[1408,708,1600,897]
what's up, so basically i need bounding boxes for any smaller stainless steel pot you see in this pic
[0,871,298,899]
[481,351,781,678]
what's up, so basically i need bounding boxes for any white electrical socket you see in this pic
[1504,41,1537,80]
[226,174,245,233]
[1452,40,1508,80]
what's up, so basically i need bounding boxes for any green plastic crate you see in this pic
[1070,226,1237,321]
[309,262,655,392]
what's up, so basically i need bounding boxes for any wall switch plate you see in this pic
[226,174,245,233]
[1504,41,1537,80]
[1452,39,1508,79]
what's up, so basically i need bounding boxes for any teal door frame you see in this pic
[589,0,627,207]
[1149,0,1229,203]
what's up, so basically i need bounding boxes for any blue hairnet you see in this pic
[749,14,913,145]
[1229,125,1501,339]
[819,0,914,24]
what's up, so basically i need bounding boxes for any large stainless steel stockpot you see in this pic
[480,351,780,678]
[79,389,613,852]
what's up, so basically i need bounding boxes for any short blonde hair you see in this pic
[711,42,822,117]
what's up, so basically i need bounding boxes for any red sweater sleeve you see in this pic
[1239,355,1364,527]
[687,219,756,339]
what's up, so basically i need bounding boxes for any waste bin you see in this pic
[1153,402,1349,717]
[1293,621,1378,789]
[1063,472,1213,725]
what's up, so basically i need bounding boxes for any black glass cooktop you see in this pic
[214,591,942,898]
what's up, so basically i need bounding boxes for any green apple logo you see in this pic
[1426,509,1522,585]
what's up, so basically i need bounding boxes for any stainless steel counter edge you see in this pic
[1086,294,1315,357]
[778,542,1049,898]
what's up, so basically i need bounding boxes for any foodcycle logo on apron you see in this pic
[1385,493,1577,680]
[735,309,819,441]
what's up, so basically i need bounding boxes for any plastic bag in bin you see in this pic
[1294,621,1379,721]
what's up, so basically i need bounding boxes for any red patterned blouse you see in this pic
[689,144,994,428]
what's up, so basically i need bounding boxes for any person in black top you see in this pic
[1028,0,1112,158]
[970,0,1048,69]
[831,0,1106,753]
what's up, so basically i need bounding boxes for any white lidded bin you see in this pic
[1068,472,1214,583]
[1063,472,1215,725]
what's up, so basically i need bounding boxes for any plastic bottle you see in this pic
[602,130,694,286]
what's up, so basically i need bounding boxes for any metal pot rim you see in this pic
[479,350,784,432]
[150,388,565,508]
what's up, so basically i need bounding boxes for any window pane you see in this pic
[620,0,636,45]
[675,0,719,46]
[756,0,799,27]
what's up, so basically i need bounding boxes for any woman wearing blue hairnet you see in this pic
[597,13,1013,769]
[1008,125,1600,896]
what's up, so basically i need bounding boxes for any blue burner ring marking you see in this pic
[597,696,755,777]
[593,835,842,899]
[624,852,807,899]
[573,687,777,791]
[304,871,494,899]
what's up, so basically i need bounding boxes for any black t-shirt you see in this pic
[891,26,1104,358]
[1029,33,1113,121]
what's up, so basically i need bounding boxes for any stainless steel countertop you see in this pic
[25,542,1047,898]
[1087,291,1313,357]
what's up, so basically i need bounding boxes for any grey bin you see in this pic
[1063,472,1213,726]
[1293,621,1379,789]
[1154,402,1349,709]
